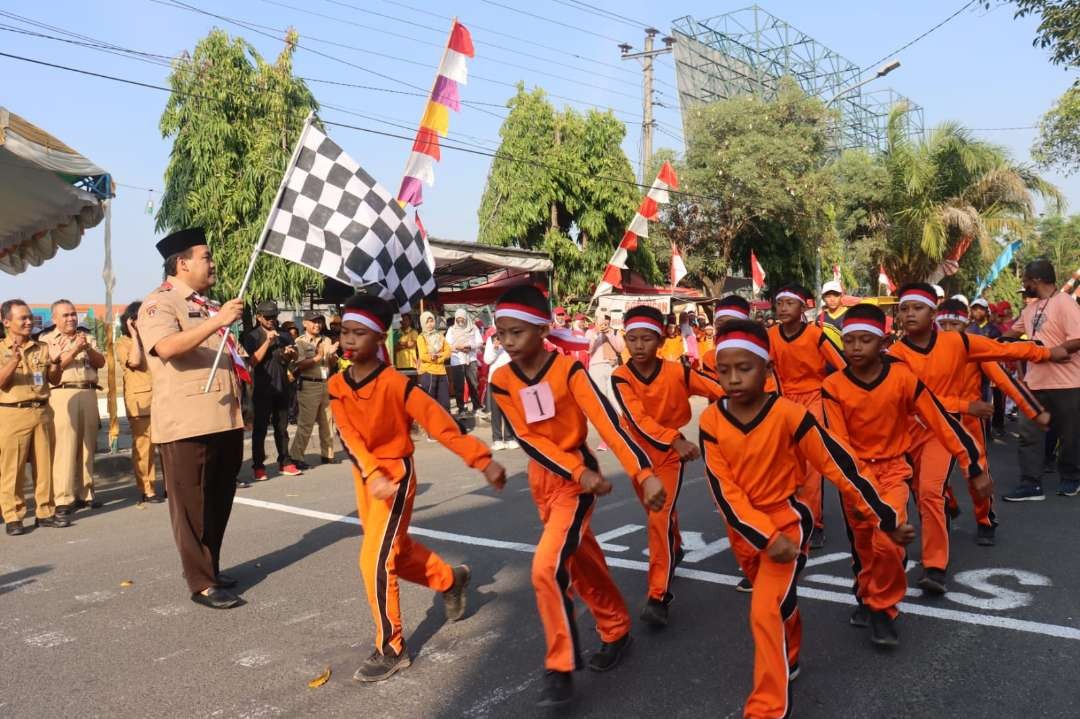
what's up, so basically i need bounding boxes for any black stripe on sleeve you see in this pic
[793,411,816,442]
[1001,367,1045,416]
[925,387,985,478]
[516,435,574,479]
[704,464,771,550]
[488,382,510,396]
[610,376,671,452]
[575,363,652,469]
[811,420,899,532]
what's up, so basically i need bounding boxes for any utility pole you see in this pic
[620,29,674,184]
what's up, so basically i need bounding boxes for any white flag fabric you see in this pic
[261,124,436,312]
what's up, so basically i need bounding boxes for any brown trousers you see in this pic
[289,379,333,462]
[0,406,56,523]
[128,415,157,497]
[50,387,99,506]
[158,429,242,593]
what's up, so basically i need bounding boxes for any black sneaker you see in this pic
[917,568,947,595]
[587,633,632,672]
[353,648,411,682]
[5,520,25,536]
[735,576,753,593]
[869,610,899,648]
[55,504,74,517]
[639,598,669,628]
[849,604,870,628]
[236,477,253,489]
[1003,483,1045,502]
[809,527,826,549]
[1058,479,1080,497]
[35,515,70,529]
[293,460,312,471]
[947,502,961,520]
[537,671,573,707]
[789,662,801,681]
[442,565,470,622]
[320,455,339,465]
[976,524,996,546]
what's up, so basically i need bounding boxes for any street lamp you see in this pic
[814,60,901,305]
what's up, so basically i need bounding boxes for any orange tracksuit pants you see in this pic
[355,456,454,656]
[908,432,954,572]
[529,461,632,672]
[632,450,684,603]
[958,416,997,528]
[841,456,910,619]
[786,390,825,530]
[725,500,812,719]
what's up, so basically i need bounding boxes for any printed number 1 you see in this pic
[528,389,544,415]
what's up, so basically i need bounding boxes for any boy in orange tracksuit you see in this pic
[822,304,986,647]
[609,305,726,626]
[767,284,847,549]
[935,299,1050,543]
[489,285,667,707]
[888,283,1068,594]
[328,294,507,683]
[700,320,913,719]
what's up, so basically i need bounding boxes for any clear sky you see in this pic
[2,0,1074,305]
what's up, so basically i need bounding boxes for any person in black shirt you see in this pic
[241,301,301,481]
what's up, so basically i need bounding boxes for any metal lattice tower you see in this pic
[671,6,924,152]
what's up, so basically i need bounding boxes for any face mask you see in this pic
[1023,287,1039,298]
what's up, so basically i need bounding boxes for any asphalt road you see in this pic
[2,404,1078,719]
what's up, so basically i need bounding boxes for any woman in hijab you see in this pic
[416,311,451,413]
[445,308,483,416]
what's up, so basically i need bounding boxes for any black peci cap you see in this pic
[155,228,207,259]
[256,300,279,317]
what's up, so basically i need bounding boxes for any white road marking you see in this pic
[462,675,541,718]
[234,649,273,668]
[284,611,322,626]
[804,552,851,568]
[75,590,116,604]
[676,532,730,563]
[595,523,644,551]
[949,569,1051,611]
[24,630,75,648]
[233,497,1080,642]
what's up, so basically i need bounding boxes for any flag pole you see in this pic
[204,110,315,393]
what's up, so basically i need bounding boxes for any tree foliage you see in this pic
[663,78,834,293]
[477,85,658,302]
[1032,84,1080,174]
[157,29,320,303]
[833,104,1063,287]
[1011,0,1080,67]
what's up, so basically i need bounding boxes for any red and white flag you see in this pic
[750,250,766,295]
[593,162,679,299]
[878,264,896,293]
[670,242,687,290]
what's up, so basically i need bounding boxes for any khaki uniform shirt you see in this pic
[137,277,243,444]
[294,334,331,381]
[43,330,100,386]
[0,337,52,403]
[116,335,153,418]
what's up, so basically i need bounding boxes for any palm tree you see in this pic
[875,104,1064,285]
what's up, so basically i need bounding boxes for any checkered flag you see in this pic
[261,122,436,312]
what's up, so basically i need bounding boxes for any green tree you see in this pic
[477,85,658,301]
[867,104,1063,285]
[1011,0,1080,67]
[157,29,320,303]
[669,77,834,292]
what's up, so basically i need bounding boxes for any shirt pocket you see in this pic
[182,377,223,396]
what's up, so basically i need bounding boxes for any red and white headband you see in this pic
[715,331,770,361]
[494,302,550,326]
[842,318,885,337]
[899,289,938,309]
[341,310,387,333]
[715,308,750,320]
[936,313,969,325]
[775,290,807,304]
[624,316,664,334]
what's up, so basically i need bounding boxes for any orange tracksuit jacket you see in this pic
[489,352,652,672]
[821,359,984,617]
[888,331,1049,570]
[766,322,848,528]
[700,395,898,719]
[329,365,492,656]
[610,359,725,603]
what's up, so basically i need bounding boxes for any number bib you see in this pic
[520,382,556,424]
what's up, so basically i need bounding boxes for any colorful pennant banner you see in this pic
[592,162,679,299]
[396,19,475,207]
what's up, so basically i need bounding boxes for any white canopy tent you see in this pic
[0,107,111,276]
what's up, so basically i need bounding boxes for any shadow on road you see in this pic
[0,565,53,596]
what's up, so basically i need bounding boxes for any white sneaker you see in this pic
[491,441,506,451]
[506,440,520,450]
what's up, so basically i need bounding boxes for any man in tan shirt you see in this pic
[44,299,106,515]
[288,310,338,468]
[137,228,245,609]
[1,299,70,535]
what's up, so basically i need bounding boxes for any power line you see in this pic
[479,0,625,44]
[548,1,650,30]
[0,49,712,202]
[861,0,978,73]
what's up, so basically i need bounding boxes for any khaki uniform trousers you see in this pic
[128,415,157,497]
[50,387,99,505]
[289,379,334,461]
[0,405,56,523]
